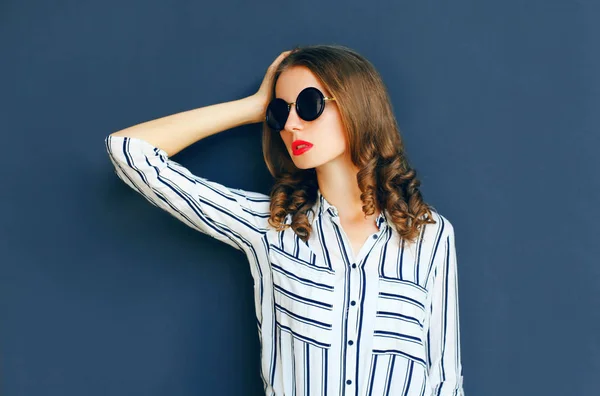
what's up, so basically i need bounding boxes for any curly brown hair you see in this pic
[261,44,437,246]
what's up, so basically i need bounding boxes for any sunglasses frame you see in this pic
[265,87,336,131]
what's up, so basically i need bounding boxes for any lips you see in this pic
[292,140,313,156]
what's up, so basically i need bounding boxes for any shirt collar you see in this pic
[310,189,388,231]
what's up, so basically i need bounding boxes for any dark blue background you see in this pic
[1,1,598,395]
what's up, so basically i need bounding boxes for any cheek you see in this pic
[321,117,347,144]
[314,128,347,154]
[322,112,346,144]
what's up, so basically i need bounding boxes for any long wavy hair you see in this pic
[261,44,437,246]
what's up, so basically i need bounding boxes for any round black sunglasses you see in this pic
[265,87,336,131]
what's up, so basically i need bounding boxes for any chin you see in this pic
[293,162,315,170]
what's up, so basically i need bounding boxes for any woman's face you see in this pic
[275,65,348,170]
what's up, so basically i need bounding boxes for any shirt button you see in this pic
[352,263,357,268]
[348,340,354,345]
[350,300,356,306]
[372,234,378,239]
[346,379,352,385]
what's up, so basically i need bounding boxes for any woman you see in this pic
[105,44,465,395]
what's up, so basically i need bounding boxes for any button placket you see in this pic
[326,204,381,393]
[344,261,360,392]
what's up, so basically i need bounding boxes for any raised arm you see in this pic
[109,95,264,157]
[106,51,292,251]
[109,50,292,157]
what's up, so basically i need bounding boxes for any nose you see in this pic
[283,104,303,131]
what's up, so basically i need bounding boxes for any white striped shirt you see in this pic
[105,135,465,396]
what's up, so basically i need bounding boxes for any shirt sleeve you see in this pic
[426,219,465,395]
[104,135,272,252]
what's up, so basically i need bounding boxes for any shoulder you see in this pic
[425,208,455,241]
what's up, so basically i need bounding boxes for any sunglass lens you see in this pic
[266,98,288,130]
[297,87,324,121]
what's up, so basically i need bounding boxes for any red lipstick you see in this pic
[292,140,313,156]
